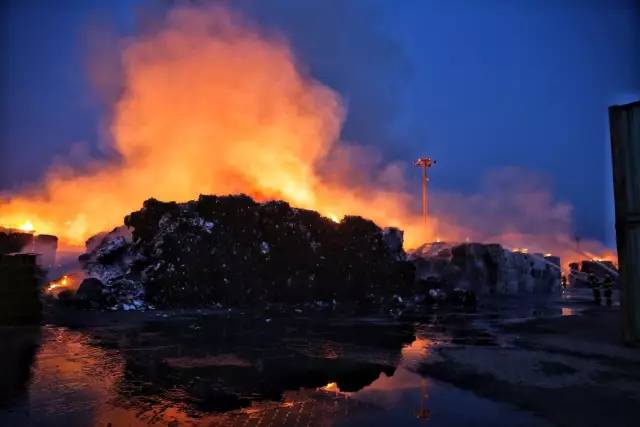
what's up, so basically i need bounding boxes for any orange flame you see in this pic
[0,5,427,248]
[0,5,617,267]
[47,275,71,293]
[17,220,34,232]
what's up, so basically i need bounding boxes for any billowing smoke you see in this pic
[431,168,616,265]
[0,4,615,267]
[0,5,424,247]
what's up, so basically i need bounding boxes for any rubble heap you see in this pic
[79,195,414,309]
[411,242,561,295]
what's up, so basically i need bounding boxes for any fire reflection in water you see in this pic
[1,321,551,427]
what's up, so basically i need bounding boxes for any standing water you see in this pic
[0,296,587,427]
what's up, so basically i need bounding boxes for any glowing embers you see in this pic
[320,382,340,393]
[47,275,70,292]
[327,213,340,223]
[46,273,81,295]
[317,381,352,397]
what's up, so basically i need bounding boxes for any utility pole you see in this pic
[415,157,436,227]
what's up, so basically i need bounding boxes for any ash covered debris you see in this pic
[411,242,561,295]
[79,195,415,309]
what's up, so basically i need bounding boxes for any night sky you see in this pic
[1,0,639,247]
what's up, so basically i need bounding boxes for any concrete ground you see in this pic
[420,304,640,427]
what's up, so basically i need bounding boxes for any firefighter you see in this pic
[603,274,614,306]
[561,275,568,290]
[588,274,601,304]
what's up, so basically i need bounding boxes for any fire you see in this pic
[319,382,340,393]
[0,4,619,265]
[17,220,34,232]
[0,5,427,248]
[328,213,340,223]
[47,275,71,293]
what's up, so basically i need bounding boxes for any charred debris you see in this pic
[46,194,577,312]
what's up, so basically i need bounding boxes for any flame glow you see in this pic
[17,220,34,232]
[0,4,618,267]
[320,382,340,393]
[0,5,426,248]
[46,275,71,293]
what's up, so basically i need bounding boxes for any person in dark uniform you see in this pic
[603,274,614,306]
[588,274,601,304]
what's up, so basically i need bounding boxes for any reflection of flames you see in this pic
[0,4,618,265]
[401,337,432,361]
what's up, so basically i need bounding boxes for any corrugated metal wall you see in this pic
[609,101,640,346]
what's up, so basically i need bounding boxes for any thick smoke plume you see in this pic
[0,5,424,247]
[0,4,615,267]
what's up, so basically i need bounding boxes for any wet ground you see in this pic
[1,289,638,426]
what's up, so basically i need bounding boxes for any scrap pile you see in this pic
[78,195,415,309]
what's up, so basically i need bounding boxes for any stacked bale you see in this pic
[34,234,58,269]
[412,242,561,295]
[0,231,34,254]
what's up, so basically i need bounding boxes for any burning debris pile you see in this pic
[78,195,414,309]
[411,242,561,295]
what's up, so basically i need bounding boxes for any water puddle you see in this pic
[0,304,561,426]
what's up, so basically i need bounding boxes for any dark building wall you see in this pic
[609,100,640,345]
[0,253,43,325]
[0,231,34,254]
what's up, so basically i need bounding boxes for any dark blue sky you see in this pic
[1,0,639,246]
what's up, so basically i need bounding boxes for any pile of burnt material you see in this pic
[411,242,561,295]
[569,260,618,287]
[0,253,44,324]
[78,195,415,309]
